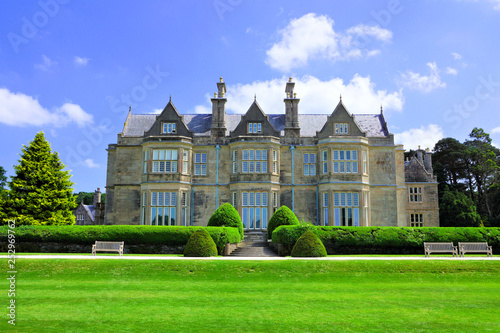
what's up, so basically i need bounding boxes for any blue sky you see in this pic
[1,0,500,193]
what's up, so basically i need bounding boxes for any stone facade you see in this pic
[74,188,105,225]
[105,77,439,228]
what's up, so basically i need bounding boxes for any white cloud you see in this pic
[398,62,446,93]
[191,74,404,115]
[459,0,500,10]
[0,88,93,128]
[35,55,57,71]
[81,159,99,168]
[444,67,458,76]
[394,124,444,150]
[452,52,462,60]
[265,13,392,72]
[74,56,89,66]
[491,126,500,134]
[152,108,163,114]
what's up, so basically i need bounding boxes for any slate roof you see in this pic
[83,204,95,221]
[122,113,389,138]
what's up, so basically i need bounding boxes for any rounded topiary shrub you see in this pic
[183,229,218,257]
[267,205,299,240]
[291,230,327,257]
[207,203,244,238]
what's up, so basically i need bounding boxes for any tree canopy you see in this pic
[433,128,500,226]
[2,132,76,225]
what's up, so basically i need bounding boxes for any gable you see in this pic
[230,100,280,138]
[144,101,193,138]
[317,101,366,139]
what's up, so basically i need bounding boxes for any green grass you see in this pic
[2,260,499,332]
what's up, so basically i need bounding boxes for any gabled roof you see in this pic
[121,112,389,138]
[230,100,280,137]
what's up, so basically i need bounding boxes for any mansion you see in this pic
[105,78,439,229]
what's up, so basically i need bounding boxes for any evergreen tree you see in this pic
[439,187,482,227]
[0,166,8,220]
[0,166,6,191]
[2,132,76,225]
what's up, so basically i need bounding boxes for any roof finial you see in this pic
[380,104,383,115]
[254,94,256,101]
[340,94,342,102]
[128,105,131,113]
[169,95,172,102]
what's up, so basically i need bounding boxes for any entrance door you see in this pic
[241,192,268,230]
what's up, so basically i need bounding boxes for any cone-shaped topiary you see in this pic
[183,229,218,257]
[267,205,299,240]
[291,230,327,257]
[207,203,244,238]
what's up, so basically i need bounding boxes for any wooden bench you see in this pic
[92,241,124,256]
[424,242,458,258]
[458,242,493,257]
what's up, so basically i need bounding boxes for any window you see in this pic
[333,150,358,173]
[335,123,349,134]
[333,192,360,226]
[143,150,148,174]
[272,150,278,174]
[183,150,189,174]
[409,187,423,202]
[364,192,369,227]
[151,192,177,226]
[248,122,262,133]
[242,149,267,173]
[242,192,268,229]
[410,213,424,227]
[232,192,237,207]
[181,192,187,227]
[363,151,368,174]
[322,150,328,174]
[162,122,176,134]
[141,192,146,225]
[323,192,329,226]
[232,150,237,173]
[152,149,178,173]
[303,153,316,176]
[194,153,207,176]
[272,192,278,208]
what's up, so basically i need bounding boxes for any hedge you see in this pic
[0,225,242,255]
[272,226,500,256]
[267,206,300,240]
[207,203,244,238]
[291,230,327,257]
[184,229,218,257]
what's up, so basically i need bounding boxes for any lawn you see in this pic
[2,260,499,332]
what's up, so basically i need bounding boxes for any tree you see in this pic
[0,166,8,221]
[2,132,76,225]
[0,166,6,191]
[439,187,482,227]
[432,138,468,194]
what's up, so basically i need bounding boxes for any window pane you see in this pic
[353,193,359,206]
[201,164,207,175]
[333,162,339,173]
[201,153,207,163]
[153,150,159,160]
[323,162,327,174]
[340,162,345,173]
[242,208,248,228]
[157,207,163,226]
[172,161,177,172]
[249,193,255,206]
[352,150,358,160]
[172,150,177,160]
[353,162,358,173]
[195,164,200,175]
[341,193,346,206]
[346,151,351,160]
[256,208,261,229]
[243,150,248,160]
[152,192,158,206]
[304,154,309,164]
[262,208,267,229]
[249,150,255,160]
[310,165,316,176]
[334,208,340,226]
[243,161,248,173]
[262,192,268,206]
[170,207,176,226]
[334,193,340,206]
[347,193,352,206]
[171,193,176,206]
[333,150,339,160]
[249,161,254,173]
[340,151,345,160]
[151,207,157,225]
[256,161,261,173]
[262,161,267,173]
[310,154,315,163]
[256,150,261,160]
[323,151,327,161]
[242,193,248,206]
[158,192,164,206]
[262,149,267,160]
[304,165,309,176]
[323,193,328,207]
[164,150,170,160]
[255,193,261,206]
[195,153,200,163]
[249,208,254,229]
[164,192,170,207]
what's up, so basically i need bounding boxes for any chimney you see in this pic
[211,77,227,141]
[424,148,433,173]
[93,188,101,206]
[284,77,300,138]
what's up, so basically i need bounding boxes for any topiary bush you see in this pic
[183,229,218,257]
[207,203,244,238]
[291,230,327,257]
[267,205,300,240]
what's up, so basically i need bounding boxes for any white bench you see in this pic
[458,242,493,257]
[424,242,458,258]
[92,241,124,256]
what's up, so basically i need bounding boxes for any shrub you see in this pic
[207,203,244,238]
[291,230,327,257]
[183,229,218,257]
[272,225,500,256]
[0,225,241,255]
[267,206,300,240]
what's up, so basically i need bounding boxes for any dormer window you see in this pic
[248,123,262,134]
[163,122,176,134]
[335,123,348,135]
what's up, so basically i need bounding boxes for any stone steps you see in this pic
[230,234,278,257]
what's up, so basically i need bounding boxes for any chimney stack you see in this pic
[284,77,300,138]
[211,77,227,141]
[93,188,101,206]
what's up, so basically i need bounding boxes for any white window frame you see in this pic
[194,153,207,176]
[272,150,278,174]
[333,150,358,174]
[241,191,268,230]
[152,149,178,173]
[303,153,316,176]
[150,191,177,226]
[242,149,267,174]
[335,123,349,135]
[333,192,360,226]
[232,150,237,173]
[248,122,262,134]
[162,122,177,134]
[323,192,329,226]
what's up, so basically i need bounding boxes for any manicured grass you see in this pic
[2,260,499,332]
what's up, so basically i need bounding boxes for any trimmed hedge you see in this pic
[291,230,327,257]
[272,225,500,256]
[184,229,218,257]
[207,203,244,238]
[267,206,300,240]
[0,225,241,255]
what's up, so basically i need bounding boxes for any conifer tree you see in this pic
[3,132,76,225]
